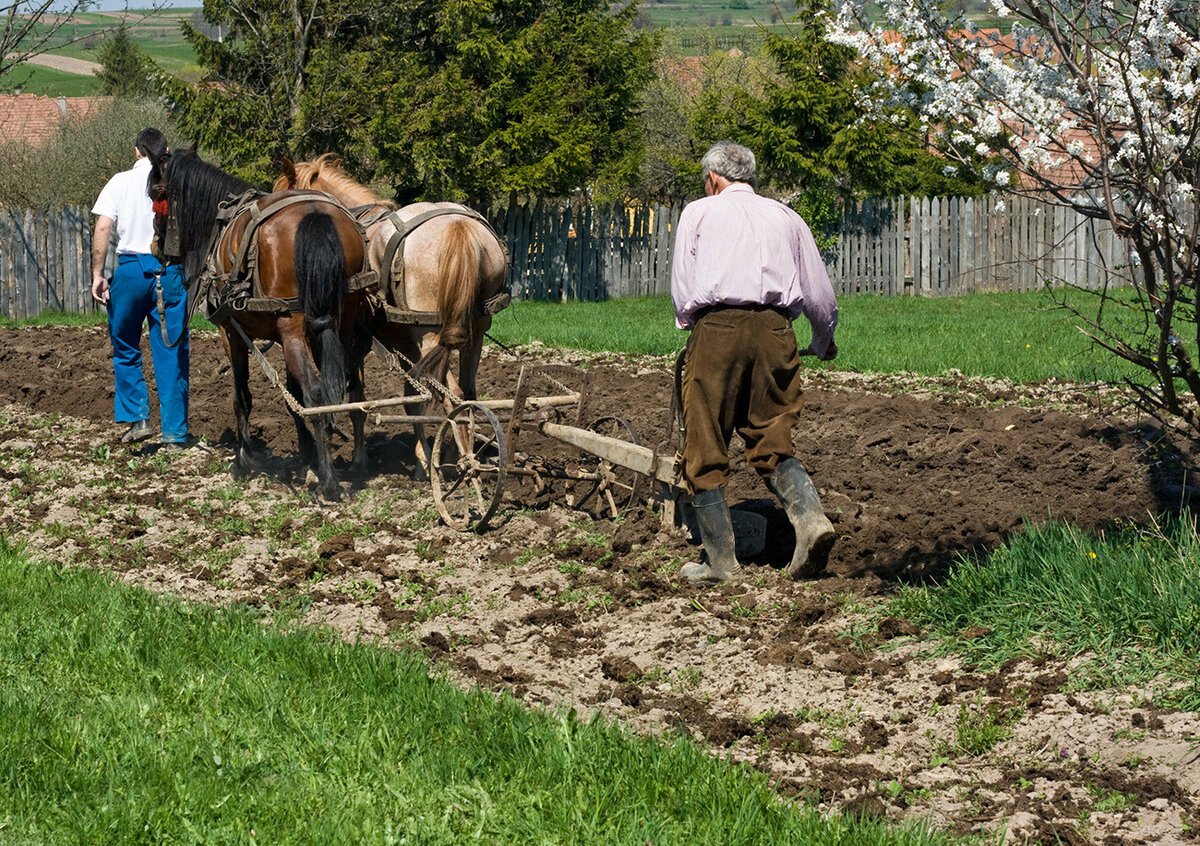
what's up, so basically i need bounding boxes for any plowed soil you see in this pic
[2,324,1199,845]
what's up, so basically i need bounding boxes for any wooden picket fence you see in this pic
[493,201,679,302]
[0,195,1129,319]
[832,195,1126,297]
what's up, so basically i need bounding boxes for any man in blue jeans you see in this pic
[90,127,189,449]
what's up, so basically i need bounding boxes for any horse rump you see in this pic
[295,210,349,406]
[407,218,483,385]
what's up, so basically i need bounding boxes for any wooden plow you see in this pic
[299,362,678,531]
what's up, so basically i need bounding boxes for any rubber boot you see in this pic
[767,458,836,579]
[680,488,742,584]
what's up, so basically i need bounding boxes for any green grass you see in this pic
[8,290,1147,386]
[885,515,1200,709]
[0,540,965,845]
[488,290,1144,385]
[0,309,213,332]
[3,63,101,96]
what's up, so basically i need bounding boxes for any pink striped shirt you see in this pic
[670,183,838,356]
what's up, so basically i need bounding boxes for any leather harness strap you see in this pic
[202,190,376,324]
[378,206,495,310]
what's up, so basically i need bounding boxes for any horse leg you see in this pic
[219,326,256,479]
[285,368,318,469]
[457,316,490,402]
[412,330,455,480]
[346,318,372,475]
[280,317,341,501]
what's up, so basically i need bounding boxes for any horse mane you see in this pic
[294,154,391,209]
[160,150,261,281]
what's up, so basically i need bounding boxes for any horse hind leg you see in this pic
[412,331,455,481]
[281,322,342,501]
[222,326,256,479]
[457,316,490,402]
[285,369,319,470]
[346,317,372,475]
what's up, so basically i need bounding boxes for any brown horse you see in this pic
[274,154,509,471]
[151,148,369,500]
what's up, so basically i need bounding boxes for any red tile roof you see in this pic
[0,94,110,146]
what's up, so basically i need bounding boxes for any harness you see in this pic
[357,204,511,326]
[197,189,378,326]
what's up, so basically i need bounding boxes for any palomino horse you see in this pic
[274,154,509,471]
[150,148,369,500]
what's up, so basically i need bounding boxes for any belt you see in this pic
[692,303,791,323]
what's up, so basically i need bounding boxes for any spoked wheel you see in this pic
[562,416,644,519]
[430,402,509,531]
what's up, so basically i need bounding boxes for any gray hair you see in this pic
[700,141,757,186]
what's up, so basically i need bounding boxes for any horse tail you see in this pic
[409,218,481,385]
[295,210,349,406]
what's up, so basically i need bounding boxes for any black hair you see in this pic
[135,127,168,161]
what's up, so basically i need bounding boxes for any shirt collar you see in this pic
[721,182,756,195]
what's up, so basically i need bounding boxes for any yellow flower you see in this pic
[1087,551,1097,559]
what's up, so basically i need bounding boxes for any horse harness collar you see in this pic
[201,189,378,326]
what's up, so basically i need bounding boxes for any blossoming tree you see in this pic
[829,0,1200,432]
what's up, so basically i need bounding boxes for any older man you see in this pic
[670,141,839,584]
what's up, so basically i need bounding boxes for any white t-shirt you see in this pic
[91,157,155,255]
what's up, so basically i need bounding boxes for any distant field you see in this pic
[4,63,99,97]
[2,7,202,95]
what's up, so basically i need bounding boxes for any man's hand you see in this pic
[800,341,838,361]
[91,214,113,304]
[91,274,109,304]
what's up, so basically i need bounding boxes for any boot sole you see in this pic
[787,529,836,580]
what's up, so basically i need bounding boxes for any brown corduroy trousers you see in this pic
[679,305,805,493]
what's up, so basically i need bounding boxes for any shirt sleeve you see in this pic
[670,204,701,330]
[795,218,838,357]
[91,176,120,220]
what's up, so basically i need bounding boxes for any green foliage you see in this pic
[368,0,658,204]
[94,24,157,97]
[161,0,369,184]
[0,97,179,207]
[658,0,988,241]
[164,0,656,200]
[634,38,773,203]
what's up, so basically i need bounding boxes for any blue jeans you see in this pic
[106,253,190,443]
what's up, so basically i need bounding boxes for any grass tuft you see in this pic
[887,515,1200,708]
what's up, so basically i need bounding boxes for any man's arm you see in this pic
[669,205,702,330]
[91,215,114,304]
[795,218,838,359]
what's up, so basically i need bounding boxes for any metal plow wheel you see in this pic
[430,402,509,531]
[560,416,644,519]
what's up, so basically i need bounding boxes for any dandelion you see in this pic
[1026,344,1031,348]
[1088,551,1097,559]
